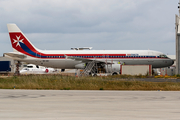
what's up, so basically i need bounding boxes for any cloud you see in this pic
[0,0,178,55]
[0,0,156,33]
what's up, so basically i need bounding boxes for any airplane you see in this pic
[20,64,57,74]
[4,24,174,75]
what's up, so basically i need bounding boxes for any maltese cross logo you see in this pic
[13,36,24,47]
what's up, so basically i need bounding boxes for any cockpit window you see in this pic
[22,68,28,70]
[27,66,33,68]
[159,54,168,58]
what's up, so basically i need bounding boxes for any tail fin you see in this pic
[7,24,40,56]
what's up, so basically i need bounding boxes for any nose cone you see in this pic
[163,59,174,68]
[168,59,174,67]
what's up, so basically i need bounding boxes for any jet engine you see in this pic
[75,63,86,69]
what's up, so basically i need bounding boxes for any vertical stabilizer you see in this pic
[7,24,39,54]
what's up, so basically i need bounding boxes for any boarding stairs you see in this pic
[80,61,96,76]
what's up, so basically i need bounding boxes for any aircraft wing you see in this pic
[4,52,27,59]
[67,56,113,64]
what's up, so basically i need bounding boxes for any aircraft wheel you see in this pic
[92,74,97,77]
[112,72,118,76]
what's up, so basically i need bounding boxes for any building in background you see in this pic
[0,57,27,75]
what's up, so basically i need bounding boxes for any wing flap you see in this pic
[67,56,112,64]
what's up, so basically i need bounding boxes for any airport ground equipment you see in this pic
[20,64,57,74]
[79,60,96,76]
[121,65,152,76]
[79,60,121,76]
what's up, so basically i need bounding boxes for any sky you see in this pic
[0,0,179,55]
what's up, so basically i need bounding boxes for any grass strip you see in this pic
[0,75,180,90]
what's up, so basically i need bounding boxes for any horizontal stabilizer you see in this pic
[4,52,27,59]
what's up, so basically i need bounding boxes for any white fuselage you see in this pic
[10,50,174,69]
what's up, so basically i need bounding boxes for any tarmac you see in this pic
[0,90,180,120]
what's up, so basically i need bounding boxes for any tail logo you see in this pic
[8,24,45,58]
[13,35,24,47]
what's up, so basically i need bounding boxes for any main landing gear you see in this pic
[14,61,21,76]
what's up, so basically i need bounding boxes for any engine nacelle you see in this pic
[75,63,86,69]
[105,64,121,74]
